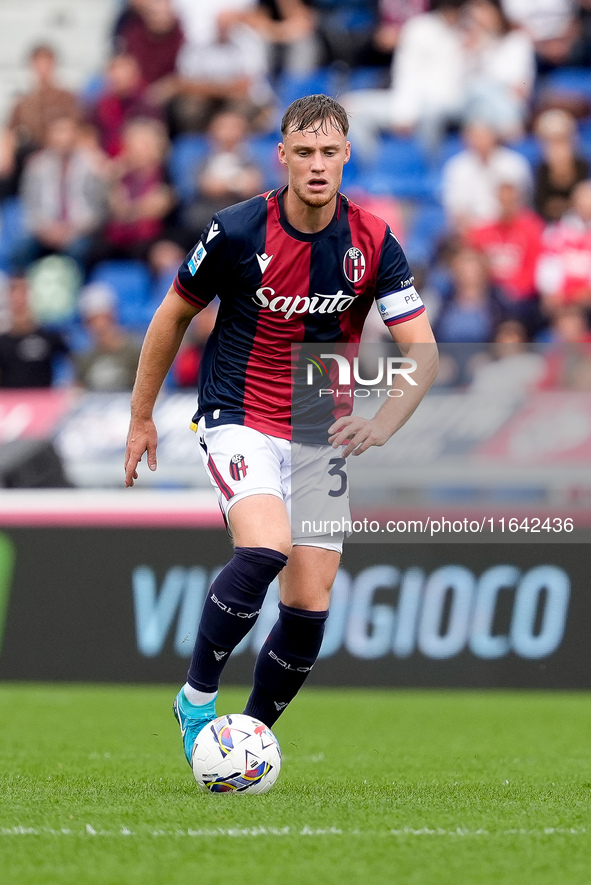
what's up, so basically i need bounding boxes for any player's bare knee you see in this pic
[271,537,292,559]
[282,586,332,611]
[229,495,291,556]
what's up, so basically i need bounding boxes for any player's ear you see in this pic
[278,142,288,167]
[344,141,351,164]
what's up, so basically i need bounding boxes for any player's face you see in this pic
[278,122,350,210]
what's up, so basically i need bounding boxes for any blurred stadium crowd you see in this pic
[0,0,591,394]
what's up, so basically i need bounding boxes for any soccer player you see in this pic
[124,94,438,766]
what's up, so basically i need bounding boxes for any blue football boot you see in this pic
[173,688,218,765]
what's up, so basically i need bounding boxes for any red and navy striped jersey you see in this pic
[173,186,425,440]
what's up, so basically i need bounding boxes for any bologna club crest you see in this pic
[343,247,366,283]
[229,453,248,480]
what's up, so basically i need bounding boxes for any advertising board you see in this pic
[0,527,587,688]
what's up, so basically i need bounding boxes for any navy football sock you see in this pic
[243,602,328,727]
[187,546,288,693]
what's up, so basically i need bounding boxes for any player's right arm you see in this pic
[126,216,228,485]
[124,286,200,487]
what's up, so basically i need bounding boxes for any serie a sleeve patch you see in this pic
[187,240,206,276]
[173,217,227,308]
[376,285,425,326]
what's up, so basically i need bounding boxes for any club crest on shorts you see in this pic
[343,247,366,283]
[229,453,248,480]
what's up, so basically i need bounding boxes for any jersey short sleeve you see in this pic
[173,217,229,309]
[374,228,425,327]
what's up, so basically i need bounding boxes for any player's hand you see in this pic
[328,416,388,458]
[124,417,158,487]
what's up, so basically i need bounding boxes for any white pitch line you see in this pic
[0,826,587,838]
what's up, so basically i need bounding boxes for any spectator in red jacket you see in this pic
[467,177,544,330]
[536,179,591,315]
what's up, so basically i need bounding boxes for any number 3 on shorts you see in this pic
[328,457,347,498]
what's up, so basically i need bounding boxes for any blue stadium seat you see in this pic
[579,139,591,164]
[364,135,438,201]
[343,66,389,93]
[341,151,363,189]
[404,202,448,266]
[168,134,210,202]
[247,133,285,189]
[78,73,107,107]
[0,196,26,271]
[510,135,542,169]
[577,117,591,140]
[438,133,464,169]
[67,321,93,354]
[539,67,591,101]
[276,68,337,107]
[576,119,591,162]
[89,260,153,329]
[52,352,76,386]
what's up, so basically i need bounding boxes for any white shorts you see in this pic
[196,419,350,553]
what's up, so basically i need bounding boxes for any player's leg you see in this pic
[243,544,340,726]
[175,494,291,762]
[174,425,292,764]
[184,493,291,700]
[241,439,347,726]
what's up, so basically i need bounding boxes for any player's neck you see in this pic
[282,187,337,234]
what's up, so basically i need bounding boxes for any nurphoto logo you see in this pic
[305,353,418,398]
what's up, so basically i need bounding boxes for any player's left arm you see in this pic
[328,229,439,457]
[328,311,438,456]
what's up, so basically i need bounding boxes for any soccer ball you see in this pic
[191,714,281,794]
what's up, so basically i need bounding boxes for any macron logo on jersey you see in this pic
[188,222,219,274]
[206,222,220,243]
[256,252,273,274]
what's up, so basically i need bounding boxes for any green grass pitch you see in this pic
[0,685,589,885]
